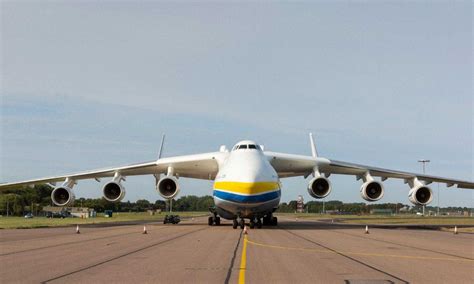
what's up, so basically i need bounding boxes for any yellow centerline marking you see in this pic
[238,234,248,284]
[246,238,473,263]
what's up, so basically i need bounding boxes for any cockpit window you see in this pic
[248,144,257,149]
[238,145,248,149]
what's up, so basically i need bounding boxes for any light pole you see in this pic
[418,159,430,216]
[437,183,440,216]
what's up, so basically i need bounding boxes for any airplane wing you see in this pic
[265,151,474,189]
[0,152,224,190]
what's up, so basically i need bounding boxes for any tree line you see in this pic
[0,185,471,216]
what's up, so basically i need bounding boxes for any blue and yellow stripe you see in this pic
[213,181,281,203]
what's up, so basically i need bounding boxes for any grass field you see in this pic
[2,212,473,230]
[275,213,474,225]
[0,212,208,229]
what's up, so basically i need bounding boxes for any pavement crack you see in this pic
[224,229,243,284]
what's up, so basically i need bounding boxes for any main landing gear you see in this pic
[208,206,221,226]
[263,214,278,226]
[208,215,221,226]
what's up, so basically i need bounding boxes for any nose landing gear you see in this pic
[239,218,245,229]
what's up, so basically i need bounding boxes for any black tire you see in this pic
[239,219,245,229]
[249,221,255,229]
[208,216,213,226]
[262,216,270,226]
[232,219,238,229]
[215,217,221,226]
[257,219,262,229]
[163,220,167,224]
[272,217,278,226]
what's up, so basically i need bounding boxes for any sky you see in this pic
[0,1,472,207]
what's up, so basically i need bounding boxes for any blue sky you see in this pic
[1,1,472,207]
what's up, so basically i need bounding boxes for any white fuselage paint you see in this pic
[212,141,281,219]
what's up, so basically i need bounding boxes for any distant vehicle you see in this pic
[1,134,473,229]
[24,213,34,219]
[46,211,71,218]
[163,215,180,224]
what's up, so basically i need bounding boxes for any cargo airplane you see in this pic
[1,134,473,229]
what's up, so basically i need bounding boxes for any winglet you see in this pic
[158,134,166,160]
[309,133,318,158]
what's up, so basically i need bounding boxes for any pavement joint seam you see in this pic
[40,226,209,284]
[326,229,474,261]
[0,226,171,257]
[280,227,409,284]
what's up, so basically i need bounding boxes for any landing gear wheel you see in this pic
[249,221,255,229]
[257,219,262,229]
[263,216,270,226]
[232,219,238,229]
[208,216,213,226]
[214,217,221,226]
[239,218,245,229]
[271,217,278,226]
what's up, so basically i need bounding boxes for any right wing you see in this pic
[0,152,227,190]
[265,151,474,189]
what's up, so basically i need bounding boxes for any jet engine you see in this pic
[102,181,126,202]
[51,186,75,207]
[408,185,433,206]
[360,181,384,202]
[307,177,332,199]
[156,176,180,199]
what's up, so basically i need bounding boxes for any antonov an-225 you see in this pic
[1,134,473,229]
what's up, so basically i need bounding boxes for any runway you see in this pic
[1,217,472,283]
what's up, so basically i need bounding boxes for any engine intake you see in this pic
[360,181,384,201]
[157,176,180,199]
[51,186,75,207]
[307,177,332,199]
[408,185,433,205]
[102,181,126,202]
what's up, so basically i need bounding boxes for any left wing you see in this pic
[265,151,474,189]
[0,152,225,190]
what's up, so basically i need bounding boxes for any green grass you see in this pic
[337,216,474,225]
[0,212,208,229]
[275,213,474,226]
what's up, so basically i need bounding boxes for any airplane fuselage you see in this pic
[212,145,281,219]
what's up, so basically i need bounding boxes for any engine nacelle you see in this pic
[307,177,332,199]
[360,181,384,202]
[102,181,126,202]
[156,176,180,199]
[51,186,75,207]
[408,185,433,206]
